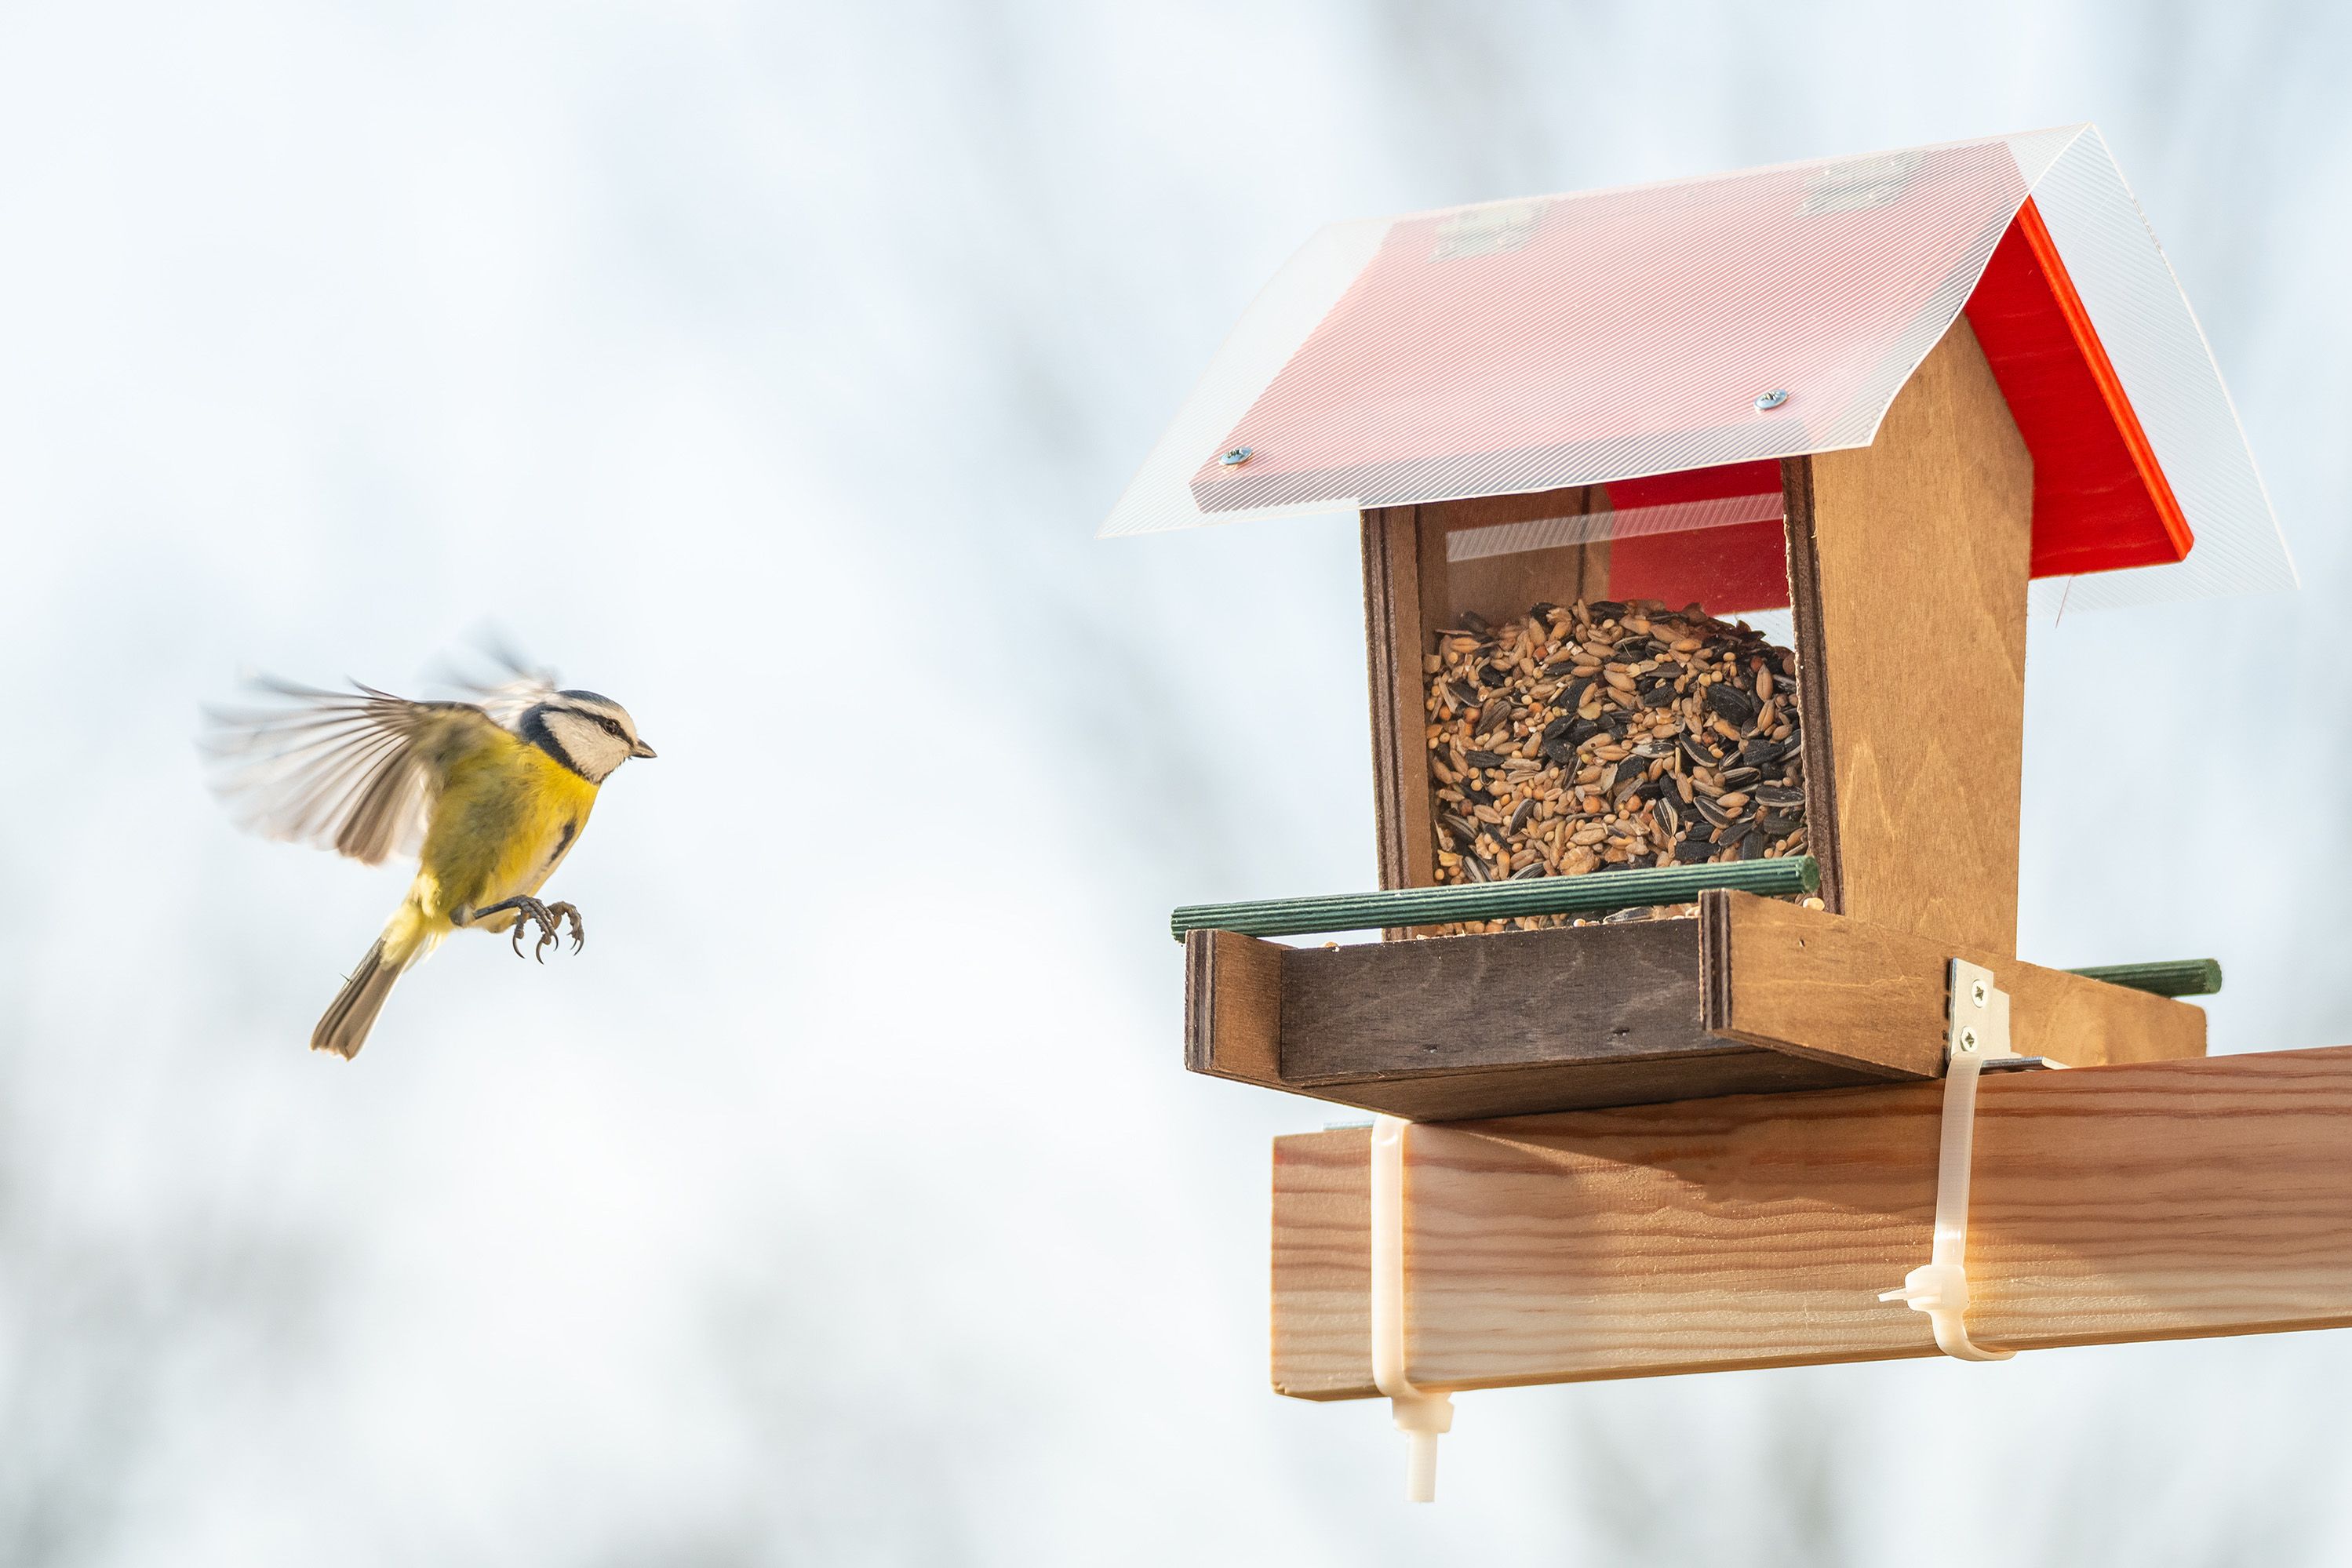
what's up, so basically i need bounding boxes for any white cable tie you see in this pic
[1878,958,2029,1362]
[1371,1114,1454,1502]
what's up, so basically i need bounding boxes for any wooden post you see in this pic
[1269,1046,2352,1400]
[1785,318,2033,955]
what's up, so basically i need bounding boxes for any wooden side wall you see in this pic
[1788,318,2033,955]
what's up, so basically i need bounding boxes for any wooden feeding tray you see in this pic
[1185,888,2212,1122]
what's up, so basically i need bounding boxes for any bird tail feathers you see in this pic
[312,938,403,1060]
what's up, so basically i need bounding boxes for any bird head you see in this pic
[528,689,656,783]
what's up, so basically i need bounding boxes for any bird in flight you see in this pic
[205,661,656,1059]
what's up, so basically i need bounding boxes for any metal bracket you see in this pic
[1877,959,2055,1361]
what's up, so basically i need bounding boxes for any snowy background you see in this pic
[2,2,2348,1563]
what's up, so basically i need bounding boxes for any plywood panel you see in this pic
[1800,318,2033,955]
[1703,891,2206,1075]
[1779,456,1845,914]
[1183,929,1283,1086]
[1360,507,1433,897]
[1186,920,1899,1121]
[1281,919,1713,1080]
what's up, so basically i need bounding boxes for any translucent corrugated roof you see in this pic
[1101,126,2292,612]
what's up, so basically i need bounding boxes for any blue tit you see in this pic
[206,668,656,1058]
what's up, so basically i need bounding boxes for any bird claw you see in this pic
[502,898,584,962]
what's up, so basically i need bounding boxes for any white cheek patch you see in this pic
[545,711,632,780]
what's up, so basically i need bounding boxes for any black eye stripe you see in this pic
[556,704,628,740]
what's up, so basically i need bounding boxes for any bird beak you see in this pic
[632,740,658,759]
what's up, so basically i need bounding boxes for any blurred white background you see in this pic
[2,2,2347,1563]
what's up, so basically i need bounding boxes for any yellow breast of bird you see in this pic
[414,736,601,926]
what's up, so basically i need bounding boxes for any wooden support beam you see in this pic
[1269,1046,2352,1401]
[1188,893,2206,1120]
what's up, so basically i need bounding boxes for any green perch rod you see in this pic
[1169,857,2223,999]
[1170,857,1816,940]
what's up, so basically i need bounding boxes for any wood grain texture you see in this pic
[1360,508,1431,900]
[1272,1046,2352,1399]
[1779,455,1844,915]
[1802,318,2033,955]
[1188,900,2208,1121]
[1263,1051,1873,1124]
[1702,890,2207,1075]
[1183,930,1283,1086]
[1283,919,1709,1079]
[1276,919,1892,1119]
[1187,918,1907,1122]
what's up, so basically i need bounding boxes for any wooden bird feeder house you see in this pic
[1106,126,2309,1500]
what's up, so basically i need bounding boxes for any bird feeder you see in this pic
[1111,126,2329,1501]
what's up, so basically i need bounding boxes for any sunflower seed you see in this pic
[1422,595,1808,933]
[1704,683,1759,726]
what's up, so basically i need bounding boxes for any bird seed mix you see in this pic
[1425,597,1807,936]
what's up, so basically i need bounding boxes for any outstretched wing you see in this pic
[202,679,508,865]
[450,643,562,733]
